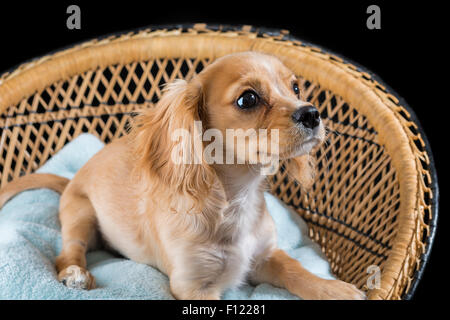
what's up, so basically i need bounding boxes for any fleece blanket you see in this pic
[0,133,335,300]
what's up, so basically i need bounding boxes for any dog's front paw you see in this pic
[58,265,96,290]
[311,279,366,300]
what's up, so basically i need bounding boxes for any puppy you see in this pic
[0,52,365,300]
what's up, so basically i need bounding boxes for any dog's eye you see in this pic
[293,83,300,97]
[237,91,259,109]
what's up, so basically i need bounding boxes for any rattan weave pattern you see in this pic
[0,24,437,300]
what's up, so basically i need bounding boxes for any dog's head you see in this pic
[133,52,325,211]
[197,52,325,159]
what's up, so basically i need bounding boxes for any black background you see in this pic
[0,0,445,304]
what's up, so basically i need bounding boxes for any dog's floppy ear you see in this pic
[132,79,215,213]
[283,154,316,190]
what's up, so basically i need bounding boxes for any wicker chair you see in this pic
[0,24,438,300]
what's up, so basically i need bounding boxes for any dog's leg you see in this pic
[170,283,221,300]
[250,249,366,300]
[55,193,97,290]
[169,272,222,300]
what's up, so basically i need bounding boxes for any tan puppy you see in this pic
[0,52,365,300]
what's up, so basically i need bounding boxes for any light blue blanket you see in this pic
[0,134,335,299]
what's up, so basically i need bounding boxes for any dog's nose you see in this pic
[292,105,320,129]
